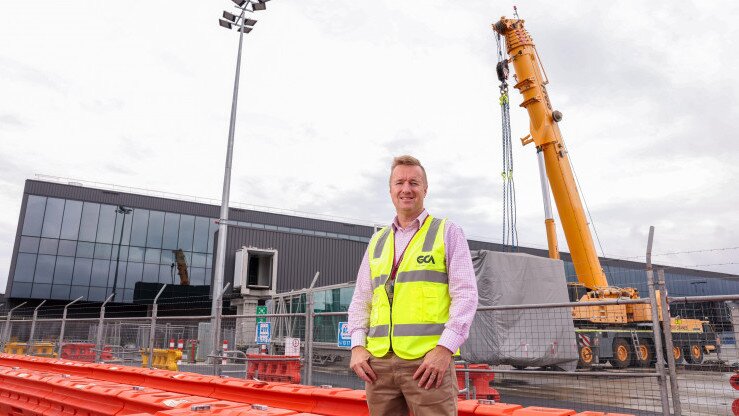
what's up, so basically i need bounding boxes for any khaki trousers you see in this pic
[365,352,458,416]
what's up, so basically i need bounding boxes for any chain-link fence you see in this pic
[0,277,736,416]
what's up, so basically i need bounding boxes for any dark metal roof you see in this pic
[23,179,375,238]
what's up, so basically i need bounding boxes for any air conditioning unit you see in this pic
[234,246,278,296]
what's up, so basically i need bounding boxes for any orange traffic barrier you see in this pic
[573,412,636,416]
[60,342,115,362]
[150,401,310,415]
[246,354,301,384]
[456,364,500,401]
[0,355,634,416]
[147,370,217,397]
[309,387,368,416]
[511,407,576,416]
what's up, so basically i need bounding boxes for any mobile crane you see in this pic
[492,17,717,368]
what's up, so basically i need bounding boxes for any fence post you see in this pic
[57,297,83,358]
[1,302,27,351]
[658,268,683,416]
[27,300,46,356]
[95,294,114,362]
[213,283,230,376]
[644,226,671,416]
[304,272,320,386]
[148,285,167,369]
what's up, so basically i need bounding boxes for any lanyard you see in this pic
[389,215,428,281]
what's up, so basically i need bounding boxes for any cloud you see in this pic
[0,113,26,129]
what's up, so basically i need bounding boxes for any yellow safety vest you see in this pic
[366,216,450,360]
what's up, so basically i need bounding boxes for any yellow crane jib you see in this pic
[172,249,190,286]
[493,17,609,292]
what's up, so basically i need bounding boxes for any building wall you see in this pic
[223,226,368,293]
[5,179,739,306]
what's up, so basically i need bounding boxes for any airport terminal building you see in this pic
[5,178,739,315]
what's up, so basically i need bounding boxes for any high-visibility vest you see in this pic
[366,216,450,360]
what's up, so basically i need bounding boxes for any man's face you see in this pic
[389,165,427,216]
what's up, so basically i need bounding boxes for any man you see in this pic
[348,155,478,416]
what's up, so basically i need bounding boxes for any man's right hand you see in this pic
[349,346,377,384]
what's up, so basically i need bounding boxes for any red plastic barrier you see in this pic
[117,389,217,414]
[152,401,304,415]
[0,368,54,415]
[246,354,301,384]
[456,364,500,400]
[146,370,217,397]
[732,398,738,416]
[60,343,115,363]
[88,363,150,386]
[475,402,524,415]
[574,413,634,416]
[310,387,368,416]
[731,373,739,391]
[511,407,576,416]
[0,356,633,416]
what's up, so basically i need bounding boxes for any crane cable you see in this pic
[496,32,518,250]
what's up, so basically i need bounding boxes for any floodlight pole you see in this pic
[210,5,248,364]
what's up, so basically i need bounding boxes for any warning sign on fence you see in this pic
[255,322,271,344]
[337,322,351,348]
[285,337,300,356]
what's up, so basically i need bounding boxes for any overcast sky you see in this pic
[1,0,738,290]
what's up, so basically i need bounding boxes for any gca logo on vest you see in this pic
[416,255,436,264]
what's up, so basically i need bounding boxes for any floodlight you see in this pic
[232,0,247,6]
[223,11,238,22]
[239,26,253,33]
[219,19,233,29]
[251,1,266,11]
[244,19,257,26]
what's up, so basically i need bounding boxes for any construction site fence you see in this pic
[0,286,736,416]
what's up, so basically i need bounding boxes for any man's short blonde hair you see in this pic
[390,155,427,185]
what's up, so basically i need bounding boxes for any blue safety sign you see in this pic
[337,321,351,348]
[256,322,272,344]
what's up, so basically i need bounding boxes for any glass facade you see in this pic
[12,196,217,302]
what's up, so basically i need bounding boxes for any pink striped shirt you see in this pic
[347,209,478,354]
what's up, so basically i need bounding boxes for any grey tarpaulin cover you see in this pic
[459,250,579,371]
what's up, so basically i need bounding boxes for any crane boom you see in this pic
[493,17,608,290]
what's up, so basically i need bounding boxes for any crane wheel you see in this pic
[635,342,654,368]
[610,338,632,369]
[685,344,703,364]
[578,345,595,368]
[672,346,684,364]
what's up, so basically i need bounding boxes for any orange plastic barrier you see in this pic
[246,354,302,384]
[573,413,635,416]
[511,407,576,416]
[456,364,500,400]
[309,386,368,416]
[0,355,634,416]
[60,342,115,362]
[731,373,739,391]
[457,399,524,416]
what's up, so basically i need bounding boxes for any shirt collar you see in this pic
[392,209,429,232]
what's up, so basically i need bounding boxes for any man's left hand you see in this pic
[412,345,453,389]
